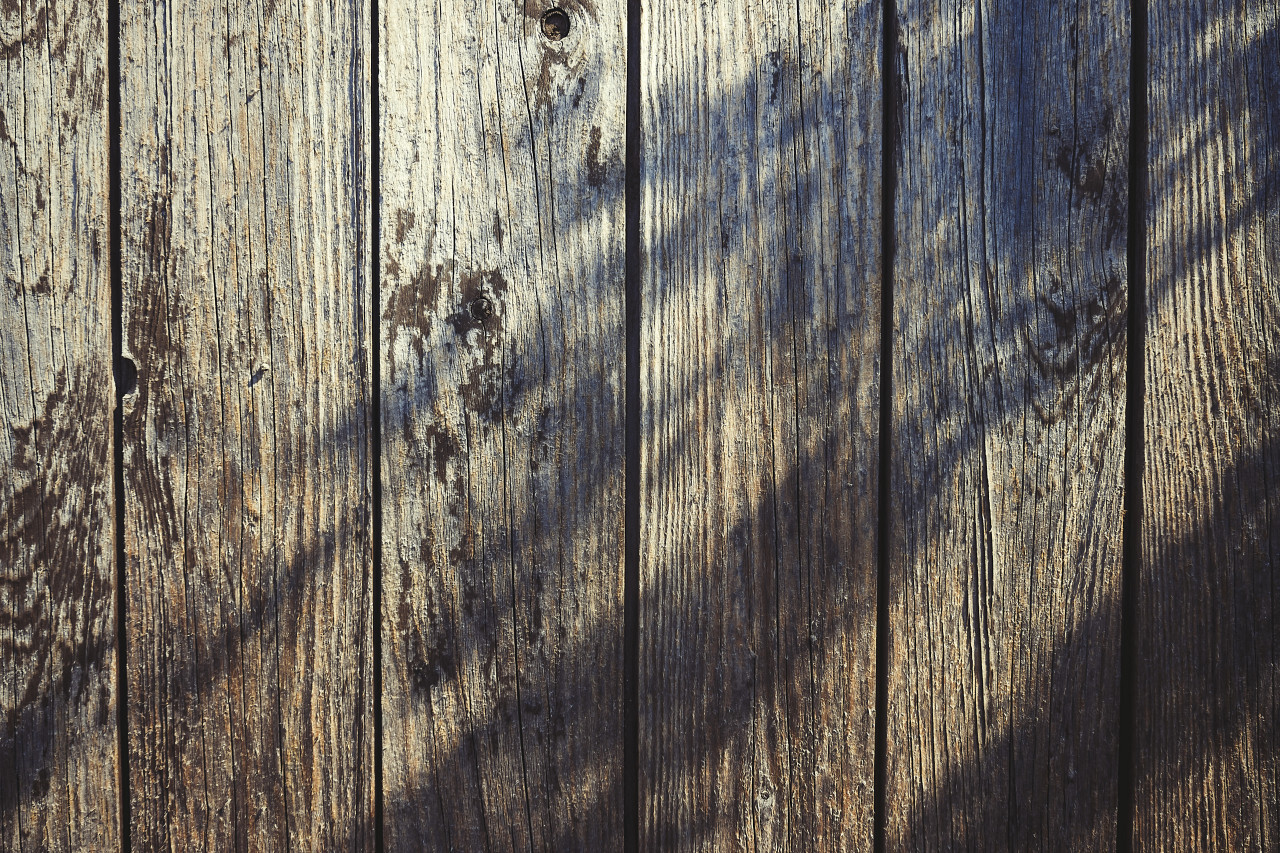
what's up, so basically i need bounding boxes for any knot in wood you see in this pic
[540,8,570,40]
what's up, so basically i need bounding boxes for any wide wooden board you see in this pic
[119,0,374,847]
[379,0,627,848]
[639,0,882,847]
[888,0,1128,847]
[0,0,118,849]
[1135,1,1279,849]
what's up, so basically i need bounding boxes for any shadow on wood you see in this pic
[1,0,1276,851]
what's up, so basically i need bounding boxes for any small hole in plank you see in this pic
[541,8,570,41]
[115,357,137,396]
[471,296,494,321]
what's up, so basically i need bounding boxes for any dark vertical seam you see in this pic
[873,0,896,849]
[498,15,538,849]
[109,0,130,845]
[496,341,536,853]
[370,0,383,842]
[623,0,641,848]
[1116,0,1146,848]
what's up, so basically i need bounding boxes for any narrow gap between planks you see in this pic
[370,0,385,843]
[108,0,132,847]
[1116,0,1147,848]
[872,0,898,848]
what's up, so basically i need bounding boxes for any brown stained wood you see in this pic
[0,0,118,849]
[888,0,1127,849]
[1136,1,1279,849]
[379,1,626,849]
[639,1,881,848]
[119,0,373,848]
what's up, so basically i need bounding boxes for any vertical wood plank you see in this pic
[1137,1,1279,849]
[119,0,373,846]
[639,0,882,847]
[888,0,1128,848]
[379,0,626,849]
[0,0,118,849]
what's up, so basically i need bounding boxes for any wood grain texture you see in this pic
[379,0,626,849]
[119,0,373,847]
[0,0,118,849]
[1136,1,1279,849]
[639,0,881,848]
[888,0,1128,848]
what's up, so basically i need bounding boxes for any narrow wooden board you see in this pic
[1136,1,1279,849]
[0,0,118,849]
[379,1,626,849]
[888,0,1128,848]
[119,0,374,847]
[639,0,882,847]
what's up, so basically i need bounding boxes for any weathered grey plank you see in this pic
[0,0,117,849]
[639,0,881,847]
[1136,1,1279,849]
[888,0,1128,848]
[119,0,374,847]
[379,1,626,849]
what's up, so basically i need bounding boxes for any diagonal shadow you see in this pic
[2,0,1276,851]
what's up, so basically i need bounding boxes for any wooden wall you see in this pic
[1,0,1275,850]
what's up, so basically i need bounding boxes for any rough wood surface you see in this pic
[639,0,881,847]
[1136,1,1279,849]
[888,0,1128,848]
[379,0,626,848]
[119,0,374,847]
[0,0,118,849]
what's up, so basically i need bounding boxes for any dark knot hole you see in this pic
[541,7,570,40]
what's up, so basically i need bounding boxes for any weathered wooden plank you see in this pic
[1136,1,1279,849]
[639,0,881,847]
[0,0,117,849]
[379,1,626,848]
[888,0,1128,848]
[119,0,373,847]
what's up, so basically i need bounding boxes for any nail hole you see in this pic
[116,357,137,396]
[540,7,570,40]
[471,296,494,321]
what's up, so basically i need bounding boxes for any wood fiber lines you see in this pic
[380,0,627,849]
[639,0,882,847]
[1136,1,1279,849]
[120,0,374,847]
[889,0,1129,848]
[1,0,117,848]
